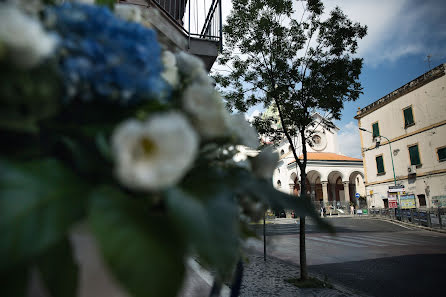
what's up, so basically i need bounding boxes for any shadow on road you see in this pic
[309,254,446,297]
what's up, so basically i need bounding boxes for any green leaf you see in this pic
[36,238,78,297]
[165,187,212,253]
[204,193,240,279]
[88,186,185,297]
[166,187,239,279]
[0,159,87,271]
[0,265,29,297]
[95,0,115,9]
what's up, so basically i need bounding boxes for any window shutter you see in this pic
[376,156,384,173]
[404,107,414,127]
[409,145,421,165]
[438,147,446,161]
[372,123,380,137]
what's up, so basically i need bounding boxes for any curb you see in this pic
[249,249,371,297]
[367,216,446,234]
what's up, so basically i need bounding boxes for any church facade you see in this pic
[272,114,366,213]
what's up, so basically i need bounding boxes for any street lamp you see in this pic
[359,127,397,186]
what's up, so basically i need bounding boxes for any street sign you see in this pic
[389,200,398,208]
[355,193,360,198]
[388,185,405,193]
[388,194,398,208]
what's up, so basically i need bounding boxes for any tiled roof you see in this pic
[288,152,362,164]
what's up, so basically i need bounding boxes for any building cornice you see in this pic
[287,159,363,169]
[365,168,446,186]
[355,63,445,120]
[362,119,446,152]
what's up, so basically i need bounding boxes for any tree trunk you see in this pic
[299,126,308,280]
[299,168,308,280]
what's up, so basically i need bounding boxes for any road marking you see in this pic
[321,235,387,246]
[340,234,407,246]
[384,220,415,230]
[307,236,368,248]
[357,234,427,245]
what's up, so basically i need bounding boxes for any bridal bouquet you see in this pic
[0,1,323,296]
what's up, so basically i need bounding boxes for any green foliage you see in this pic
[36,239,78,297]
[95,0,115,9]
[215,0,367,144]
[0,265,29,297]
[0,60,61,133]
[88,186,185,297]
[0,159,87,271]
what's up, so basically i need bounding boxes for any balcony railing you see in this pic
[151,0,222,50]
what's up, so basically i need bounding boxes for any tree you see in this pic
[214,0,367,280]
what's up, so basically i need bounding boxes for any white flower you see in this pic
[250,146,279,180]
[182,83,229,138]
[114,3,142,23]
[0,3,56,68]
[176,52,213,85]
[161,51,179,87]
[112,112,198,191]
[228,113,259,148]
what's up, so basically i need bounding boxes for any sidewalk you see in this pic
[238,253,357,297]
[179,251,359,297]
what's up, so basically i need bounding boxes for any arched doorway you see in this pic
[306,170,322,202]
[327,171,344,203]
[349,171,366,206]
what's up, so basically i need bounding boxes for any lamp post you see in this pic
[360,127,400,215]
[359,128,397,186]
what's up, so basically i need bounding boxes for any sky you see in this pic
[214,0,446,158]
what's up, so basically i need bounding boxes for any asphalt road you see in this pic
[252,217,446,297]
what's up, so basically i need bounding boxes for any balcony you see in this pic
[118,0,222,71]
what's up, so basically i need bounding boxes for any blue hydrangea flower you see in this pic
[46,3,168,105]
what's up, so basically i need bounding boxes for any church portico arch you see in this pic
[348,171,366,205]
[327,171,344,203]
[289,172,298,196]
[305,170,322,202]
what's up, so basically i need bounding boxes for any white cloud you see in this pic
[323,0,446,66]
[338,121,362,158]
[245,109,261,122]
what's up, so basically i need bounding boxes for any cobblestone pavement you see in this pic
[239,253,355,297]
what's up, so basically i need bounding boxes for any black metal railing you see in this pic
[151,0,222,50]
[369,207,446,229]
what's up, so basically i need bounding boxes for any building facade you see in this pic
[273,113,366,213]
[355,63,446,209]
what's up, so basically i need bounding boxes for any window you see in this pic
[403,106,414,128]
[417,194,426,207]
[280,149,285,155]
[277,180,281,188]
[408,144,421,166]
[372,122,380,138]
[376,155,385,174]
[437,146,446,162]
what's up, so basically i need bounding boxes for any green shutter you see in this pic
[409,145,421,165]
[376,155,384,173]
[438,147,446,161]
[403,107,414,127]
[372,123,380,137]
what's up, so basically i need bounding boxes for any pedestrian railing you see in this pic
[150,0,222,49]
[369,207,446,229]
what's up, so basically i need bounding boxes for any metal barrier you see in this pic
[369,207,445,229]
[151,0,222,48]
